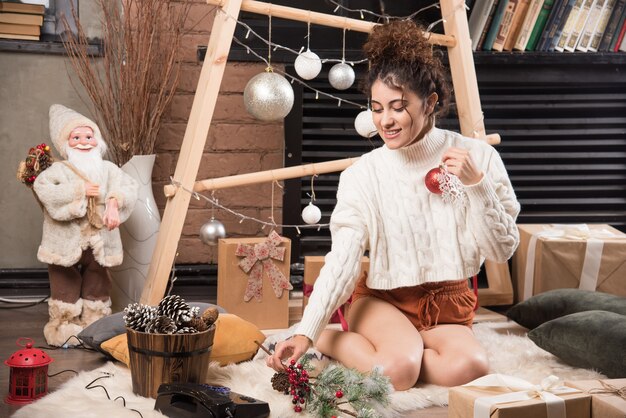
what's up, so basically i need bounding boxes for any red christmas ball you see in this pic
[424,167,443,194]
[335,390,344,398]
[294,405,302,413]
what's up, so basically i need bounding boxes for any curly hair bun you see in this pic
[362,19,451,118]
[364,20,434,69]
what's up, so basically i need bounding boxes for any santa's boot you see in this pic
[43,298,84,347]
[81,298,112,328]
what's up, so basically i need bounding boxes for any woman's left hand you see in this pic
[442,147,483,186]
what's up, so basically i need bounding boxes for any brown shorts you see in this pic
[351,272,476,331]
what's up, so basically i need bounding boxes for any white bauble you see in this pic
[354,109,377,138]
[244,72,294,121]
[301,202,322,225]
[294,49,322,80]
[328,62,355,90]
[199,219,226,246]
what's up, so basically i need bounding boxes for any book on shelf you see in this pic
[554,0,585,51]
[0,12,43,26]
[598,0,626,50]
[536,0,566,50]
[503,0,531,50]
[543,0,578,51]
[476,0,502,49]
[0,32,38,40]
[0,1,44,15]
[575,0,607,51]
[619,27,626,49]
[469,0,498,50]
[483,0,511,49]
[565,0,598,51]
[492,0,521,51]
[587,0,618,50]
[610,10,626,50]
[0,22,39,36]
[526,0,556,49]
[514,0,546,50]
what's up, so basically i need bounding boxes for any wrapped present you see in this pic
[302,256,369,330]
[449,374,591,418]
[217,232,291,330]
[566,379,626,418]
[512,224,626,302]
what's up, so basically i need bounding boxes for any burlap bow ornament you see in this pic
[236,231,293,302]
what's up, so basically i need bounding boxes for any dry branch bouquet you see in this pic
[62,0,193,165]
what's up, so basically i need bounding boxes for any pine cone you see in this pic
[158,295,193,325]
[188,317,208,332]
[123,303,157,332]
[145,315,177,334]
[176,326,199,334]
[271,372,290,392]
[201,307,220,326]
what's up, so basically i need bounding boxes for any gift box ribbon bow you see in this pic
[464,374,580,418]
[523,224,620,300]
[236,231,293,302]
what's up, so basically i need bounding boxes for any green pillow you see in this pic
[507,289,626,329]
[528,310,626,378]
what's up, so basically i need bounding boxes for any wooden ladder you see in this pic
[140,0,514,308]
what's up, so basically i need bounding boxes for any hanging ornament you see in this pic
[424,163,467,206]
[329,27,354,91]
[199,219,226,245]
[424,165,444,194]
[244,70,294,121]
[329,62,355,90]
[301,201,322,225]
[294,49,322,80]
[354,109,377,138]
[294,21,321,80]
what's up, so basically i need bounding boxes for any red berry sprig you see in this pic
[287,359,310,413]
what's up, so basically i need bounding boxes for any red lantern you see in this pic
[4,337,53,405]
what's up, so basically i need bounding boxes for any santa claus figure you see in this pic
[33,104,138,346]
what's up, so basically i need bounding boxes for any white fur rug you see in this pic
[13,322,605,418]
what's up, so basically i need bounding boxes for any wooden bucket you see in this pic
[126,325,215,398]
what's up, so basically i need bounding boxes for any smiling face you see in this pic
[68,126,97,152]
[371,79,436,150]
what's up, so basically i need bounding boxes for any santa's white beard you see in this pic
[65,144,106,187]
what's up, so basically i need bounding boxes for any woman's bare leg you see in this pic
[419,324,489,386]
[315,297,425,390]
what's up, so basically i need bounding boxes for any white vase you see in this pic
[110,155,161,312]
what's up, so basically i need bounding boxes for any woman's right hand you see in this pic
[266,334,312,372]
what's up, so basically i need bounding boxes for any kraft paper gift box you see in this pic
[566,379,626,418]
[302,256,369,327]
[448,374,591,418]
[512,224,626,302]
[217,232,291,330]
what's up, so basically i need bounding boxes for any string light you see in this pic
[222,9,368,66]
[232,36,367,109]
[171,178,330,230]
[326,0,443,22]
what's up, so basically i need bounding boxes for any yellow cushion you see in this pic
[100,313,266,366]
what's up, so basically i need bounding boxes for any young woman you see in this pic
[266,20,520,390]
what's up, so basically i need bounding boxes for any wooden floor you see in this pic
[0,293,509,417]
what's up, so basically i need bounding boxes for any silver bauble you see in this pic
[301,202,322,225]
[328,62,355,90]
[354,109,378,138]
[294,49,322,80]
[243,71,294,121]
[199,219,226,246]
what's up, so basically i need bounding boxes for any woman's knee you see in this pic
[445,351,489,386]
[378,355,422,391]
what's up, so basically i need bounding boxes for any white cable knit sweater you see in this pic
[296,127,521,343]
